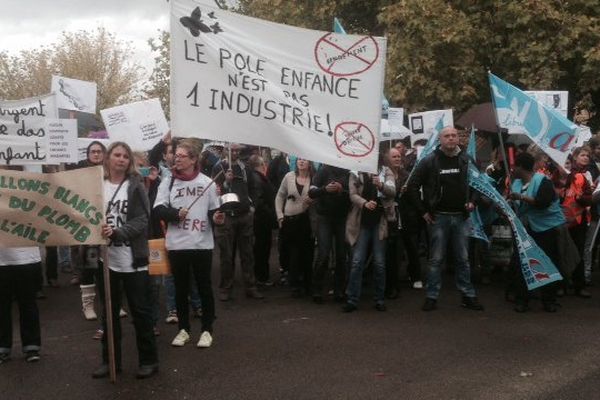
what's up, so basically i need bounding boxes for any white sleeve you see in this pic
[208,182,220,211]
[153,177,171,208]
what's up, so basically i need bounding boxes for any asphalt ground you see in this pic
[2,251,600,400]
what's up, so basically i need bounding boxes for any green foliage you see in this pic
[145,30,171,119]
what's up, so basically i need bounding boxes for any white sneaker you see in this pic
[119,308,128,318]
[412,281,424,289]
[171,329,190,347]
[165,311,179,324]
[196,331,213,348]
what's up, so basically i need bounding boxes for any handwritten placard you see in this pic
[51,75,97,114]
[100,99,169,152]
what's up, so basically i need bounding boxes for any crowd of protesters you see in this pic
[3,126,600,380]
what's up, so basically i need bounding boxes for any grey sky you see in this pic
[0,0,171,75]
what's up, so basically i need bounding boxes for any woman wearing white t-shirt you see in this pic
[154,139,223,348]
[92,142,158,380]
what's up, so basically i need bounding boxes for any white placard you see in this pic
[170,0,386,173]
[382,107,411,141]
[523,90,568,118]
[100,99,169,152]
[408,109,453,146]
[77,138,111,162]
[46,119,78,163]
[51,75,97,114]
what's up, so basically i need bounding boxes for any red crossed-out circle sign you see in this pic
[334,122,375,158]
[314,33,379,77]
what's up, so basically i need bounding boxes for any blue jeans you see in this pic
[164,274,202,313]
[426,213,476,299]
[346,226,386,305]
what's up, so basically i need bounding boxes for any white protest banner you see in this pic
[408,109,453,146]
[384,107,411,141]
[0,166,105,247]
[524,90,568,118]
[170,0,386,173]
[575,125,592,148]
[78,138,110,162]
[51,75,97,114]
[101,99,169,152]
[47,119,78,163]
[0,93,57,123]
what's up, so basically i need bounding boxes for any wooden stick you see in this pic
[187,169,224,210]
[101,246,117,383]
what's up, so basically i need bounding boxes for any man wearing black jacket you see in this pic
[212,144,263,301]
[407,127,483,312]
[309,165,350,303]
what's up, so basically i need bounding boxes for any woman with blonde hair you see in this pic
[275,158,315,297]
[92,141,158,379]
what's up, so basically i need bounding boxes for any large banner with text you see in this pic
[0,166,105,247]
[170,0,386,173]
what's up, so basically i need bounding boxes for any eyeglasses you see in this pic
[175,154,190,159]
[90,150,104,154]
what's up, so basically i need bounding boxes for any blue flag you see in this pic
[333,17,347,34]
[466,125,489,244]
[489,72,577,168]
[468,164,562,290]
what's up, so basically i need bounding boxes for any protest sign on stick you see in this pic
[47,119,78,164]
[170,0,386,173]
[101,99,169,152]
[408,109,453,146]
[0,166,105,247]
[51,75,97,114]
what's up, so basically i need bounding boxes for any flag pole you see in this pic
[101,246,117,383]
[488,71,512,188]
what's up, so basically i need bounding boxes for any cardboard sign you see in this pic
[101,99,169,152]
[170,0,386,173]
[408,109,453,146]
[51,75,97,114]
[0,166,105,247]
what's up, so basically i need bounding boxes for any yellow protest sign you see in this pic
[0,166,105,247]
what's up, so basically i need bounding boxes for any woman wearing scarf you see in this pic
[154,139,222,348]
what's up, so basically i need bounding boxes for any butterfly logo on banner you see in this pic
[180,7,223,36]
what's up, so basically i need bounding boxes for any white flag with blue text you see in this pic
[489,73,577,169]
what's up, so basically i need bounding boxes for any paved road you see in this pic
[2,255,600,400]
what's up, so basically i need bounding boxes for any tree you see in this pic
[0,27,144,113]
[145,30,171,119]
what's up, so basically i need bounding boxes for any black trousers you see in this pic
[569,224,587,291]
[400,226,422,282]
[169,249,215,333]
[253,219,273,282]
[385,221,402,293]
[312,214,348,297]
[45,247,58,282]
[97,267,158,367]
[0,263,42,354]
[282,213,314,293]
